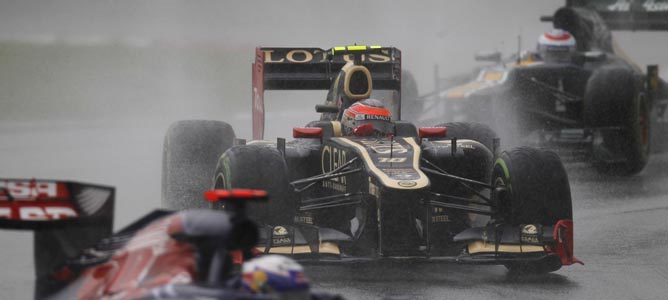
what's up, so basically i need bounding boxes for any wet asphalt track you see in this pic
[307,154,668,300]
[1,121,667,299]
[1,1,668,298]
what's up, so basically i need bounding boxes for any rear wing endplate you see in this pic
[566,0,668,30]
[252,47,402,139]
[1,179,114,298]
[0,179,114,229]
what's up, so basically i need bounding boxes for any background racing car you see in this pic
[162,46,582,274]
[0,178,341,300]
[411,0,668,175]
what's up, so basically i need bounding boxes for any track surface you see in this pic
[1,1,667,299]
[307,155,668,300]
[1,122,667,299]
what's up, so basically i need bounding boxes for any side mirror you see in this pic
[418,127,447,139]
[315,104,339,113]
[474,51,502,63]
[204,189,268,203]
[293,127,323,139]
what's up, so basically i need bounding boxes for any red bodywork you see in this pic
[552,219,583,266]
[76,214,197,299]
[418,127,448,139]
[293,127,323,139]
[252,47,265,140]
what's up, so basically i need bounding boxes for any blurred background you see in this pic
[1,1,667,299]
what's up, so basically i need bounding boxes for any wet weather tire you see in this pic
[162,120,235,210]
[492,147,573,273]
[492,147,572,225]
[584,68,650,175]
[213,144,294,226]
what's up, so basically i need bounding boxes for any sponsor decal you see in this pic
[398,180,417,187]
[321,145,348,184]
[294,215,313,225]
[273,226,288,236]
[521,224,540,244]
[431,215,450,223]
[272,226,291,246]
[263,49,392,64]
[522,224,538,234]
[322,180,346,192]
[383,169,421,180]
[644,0,668,11]
[0,206,77,220]
[0,180,67,201]
[354,114,391,122]
[321,145,348,191]
[607,0,668,12]
[335,137,429,190]
[358,139,408,154]
[377,157,407,163]
[272,237,291,246]
[433,140,475,150]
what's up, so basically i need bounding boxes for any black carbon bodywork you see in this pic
[415,5,668,169]
[257,130,495,258]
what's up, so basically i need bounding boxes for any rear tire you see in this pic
[213,144,294,225]
[162,120,235,210]
[491,147,573,273]
[435,122,498,153]
[584,68,650,175]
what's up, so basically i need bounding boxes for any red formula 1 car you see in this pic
[0,178,341,300]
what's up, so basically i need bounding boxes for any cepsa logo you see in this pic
[263,49,392,64]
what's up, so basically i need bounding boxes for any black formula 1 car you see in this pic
[0,179,340,300]
[412,0,668,175]
[162,46,582,273]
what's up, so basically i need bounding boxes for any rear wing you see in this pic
[252,46,402,139]
[566,0,668,30]
[0,179,113,228]
[0,179,114,298]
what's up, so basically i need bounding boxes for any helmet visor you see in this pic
[354,118,394,136]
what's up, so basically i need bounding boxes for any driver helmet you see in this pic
[241,255,310,300]
[537,29,576,63]
[341,98,393,136]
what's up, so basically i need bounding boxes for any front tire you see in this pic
[491,147,573,273]
[162,120,235,210]
[213,144,294,225]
